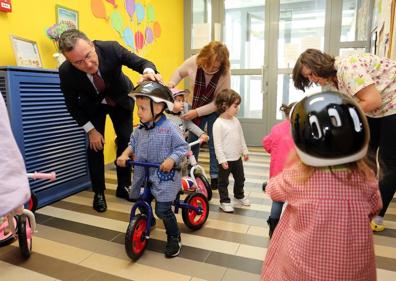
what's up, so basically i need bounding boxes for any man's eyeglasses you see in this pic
[72,49,95,66]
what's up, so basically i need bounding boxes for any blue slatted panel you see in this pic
[18,81,89,193]
[0,76,6,105]
[0,67,91,209]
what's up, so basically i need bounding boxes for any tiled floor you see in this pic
[1,147,395,281]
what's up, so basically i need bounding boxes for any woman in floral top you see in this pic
[292,49,396,232]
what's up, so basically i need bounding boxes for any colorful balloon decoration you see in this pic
[134,31,144,50]
[106,0,117,8]
[153,21,161,38]
[145,27,154,44]
[91,0,107,19]
[125,0,135,19]
[110,10,123,34]
[123,27,134,49]
[135,3,145,24]
[147,4,155,22]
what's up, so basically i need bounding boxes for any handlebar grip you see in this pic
[27,172,56,181]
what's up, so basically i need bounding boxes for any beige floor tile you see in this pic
[221,268,260,281]
[37,206,126,232]
[377,268,396,281]
[137,250,226,281]
[33,237,93,264]
[36,224,125,258]
[247,225,268,237]
[375,244,396,259]
[0,260,59,281]
[236,244,266,261]
[80,253,191,281]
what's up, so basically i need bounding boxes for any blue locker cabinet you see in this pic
[0,67,90,208]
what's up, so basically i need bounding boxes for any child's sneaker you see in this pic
[370,219,385,232]
[220,202,234,213]
[235,197,250,206]
[165,236,181,258]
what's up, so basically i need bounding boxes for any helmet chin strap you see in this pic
[139,101,166,130]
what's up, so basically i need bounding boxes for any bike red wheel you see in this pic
[182,193,209,230]
[17,215,32,259]
[25,192,38,213]
[195,174,212,201]
[125,214,148,261]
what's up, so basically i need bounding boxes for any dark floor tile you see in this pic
[205,251,262,274]
[376,256,396,271]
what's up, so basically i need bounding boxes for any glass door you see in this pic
[187,0,372,145]
[224,0,268,145]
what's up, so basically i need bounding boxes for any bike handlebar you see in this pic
[188,136,209,148]
[27,172,56,181]
[125,160,161,168]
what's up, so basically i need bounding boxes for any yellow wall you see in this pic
[0,0,184,164]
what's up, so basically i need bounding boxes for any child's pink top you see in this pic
[262,166,382,281]
[0,95,30,216]
[262,120,294,177]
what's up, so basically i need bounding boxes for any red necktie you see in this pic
[92,72,116,106]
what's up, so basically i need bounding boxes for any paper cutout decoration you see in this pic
[153,21,161,38]
[147,4,155,22]
[135,31,144,50]
[145,27,154,44]
[123,27,134,49]
[106,0,117,7]
[110,10,123,34]
[125,0,135,18]
[91,0,107,19]
[135,3,145,24]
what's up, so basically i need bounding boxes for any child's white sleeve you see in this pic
[213,120,227,164]
[237,119,249,155]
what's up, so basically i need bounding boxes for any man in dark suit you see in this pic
[58,29,162,212]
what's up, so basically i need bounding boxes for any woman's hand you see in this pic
[199,133,209,143]
[182,109,198,121]
[221,162,229,170]
[116,154,130,167]
[160,158,175,172]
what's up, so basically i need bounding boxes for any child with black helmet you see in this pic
[116,81,188,258]
[262,91,382,280]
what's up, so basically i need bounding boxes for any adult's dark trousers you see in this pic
[367,115,396,217]
[87,104,132,193]
[189,112,219,178]
[217,158,245,203]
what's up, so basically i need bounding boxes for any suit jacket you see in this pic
[59,40,157,127]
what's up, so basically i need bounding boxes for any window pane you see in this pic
[278,0,326,68]
[339,47,366,57]
[276,74,320,120]
[192,0,211,49]
[340,0,370,42]
[224,0,265,69]
[231,75,262,119]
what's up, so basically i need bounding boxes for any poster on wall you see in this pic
[56,5,79,28]
[10,36,42,68]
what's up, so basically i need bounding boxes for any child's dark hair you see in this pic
[215,89,241,114]
[279,102,296,119]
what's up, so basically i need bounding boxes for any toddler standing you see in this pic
[262,91,382,281]
[213,89,249,213]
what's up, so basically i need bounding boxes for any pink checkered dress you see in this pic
[262,166,382,281]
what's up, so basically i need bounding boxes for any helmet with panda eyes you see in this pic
[290,91,369,167]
